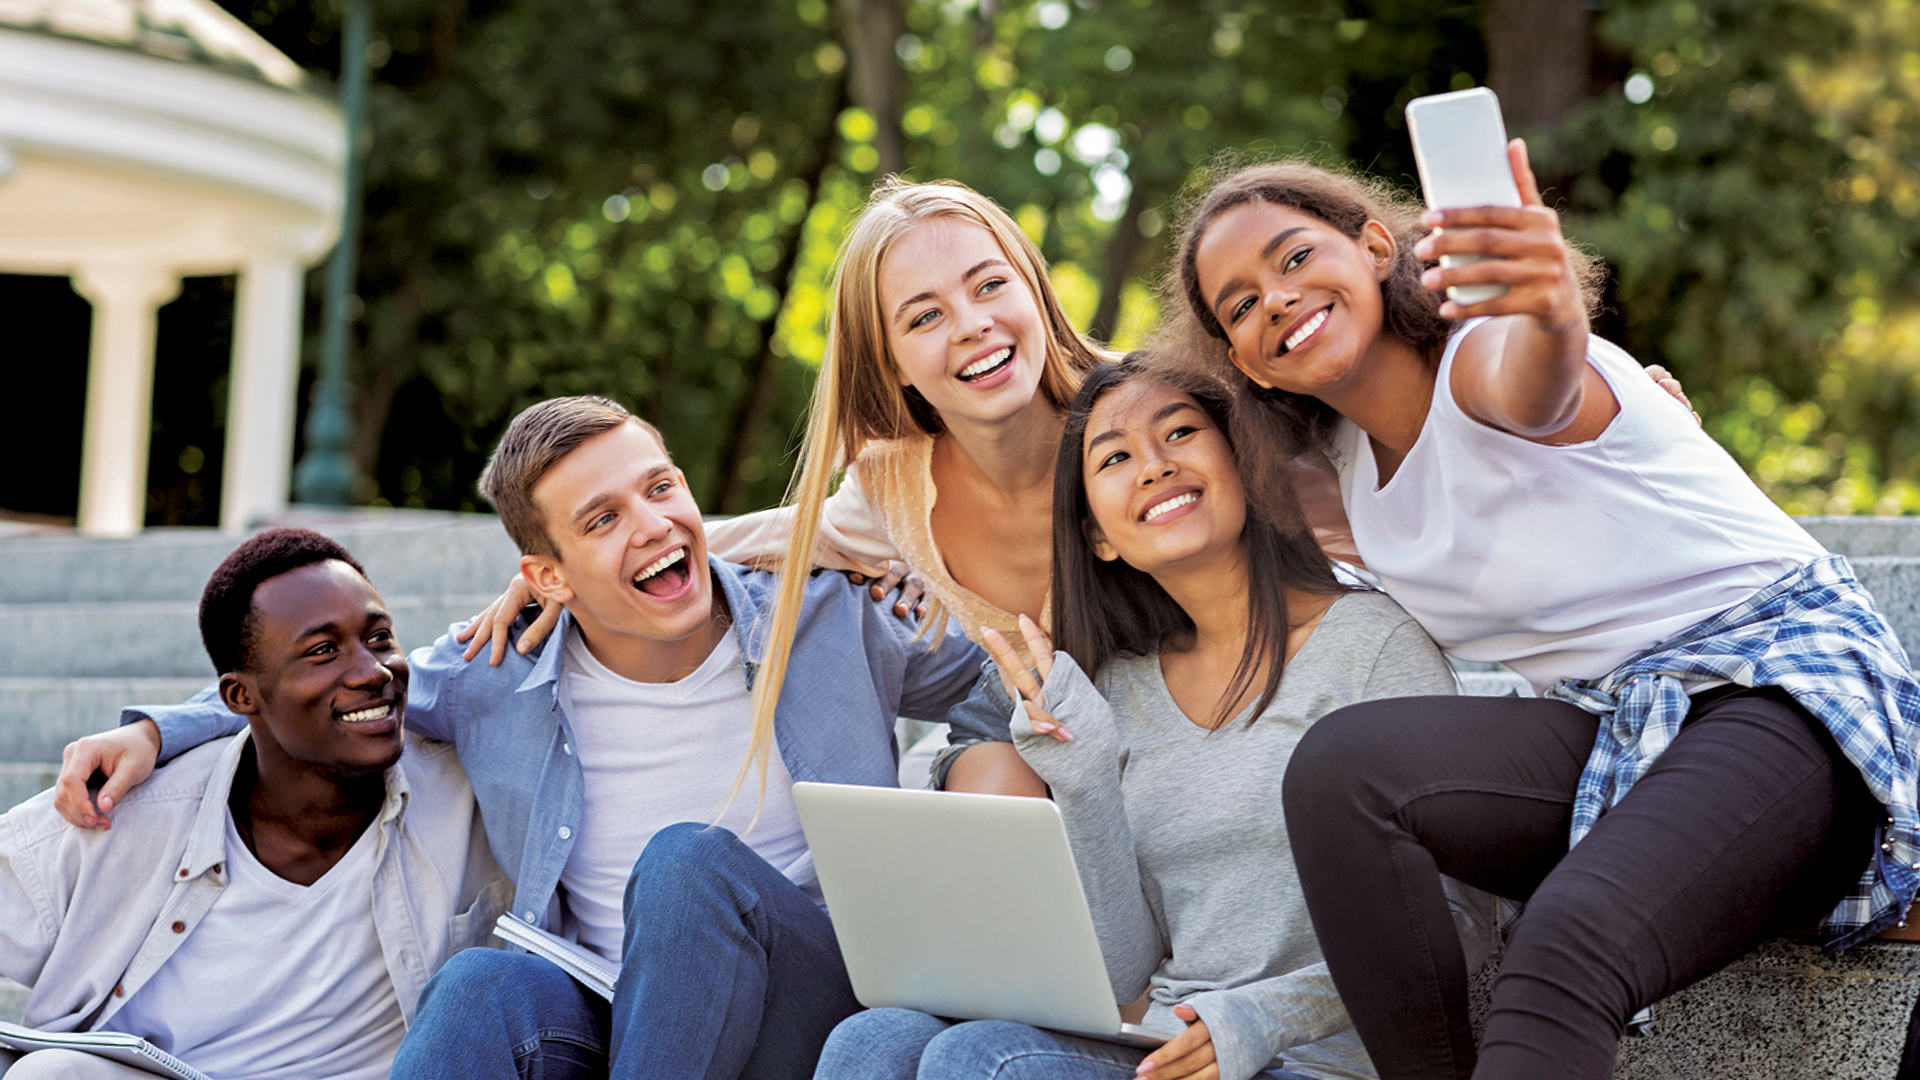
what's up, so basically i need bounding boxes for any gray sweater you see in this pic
[1013,590,1492,1080]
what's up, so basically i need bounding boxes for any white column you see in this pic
[73,263,181,538]
[220,250,306,533]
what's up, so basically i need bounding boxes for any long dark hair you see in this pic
[1050,357,1347,729]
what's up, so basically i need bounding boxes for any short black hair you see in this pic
[199,528,368,675]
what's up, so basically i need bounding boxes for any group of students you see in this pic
[6,138,1917,1080]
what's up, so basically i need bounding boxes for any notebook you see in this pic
[492,914,620,1001]
[0,1021,211,1080]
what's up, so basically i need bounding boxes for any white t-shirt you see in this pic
[1335,319,1826,693]
[559,625,814,961]
[101,811,402,1080]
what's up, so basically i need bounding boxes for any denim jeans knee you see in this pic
[393,948,608,1080]
[417,946,526,1017]
[814,1008,952,1080]
[623,822,745,912]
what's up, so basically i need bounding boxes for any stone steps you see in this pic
[0,508,518,793]
[0,677,209,759]
[1616,938,1918,1078]
[0,763,59,817]
[1800,517,1920,559]
[0,595,501,679]
[0,514,521,605]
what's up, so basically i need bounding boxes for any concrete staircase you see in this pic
[0,511,519,812]
[0,512,1917,1073]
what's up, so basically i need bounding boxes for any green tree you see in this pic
[229,0,847,513]
[1546,0,1920,513]
[219,0,1920,519]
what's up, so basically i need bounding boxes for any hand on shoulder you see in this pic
[53,719,161,830]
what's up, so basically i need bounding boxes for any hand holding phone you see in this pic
[1405,88,1522,306]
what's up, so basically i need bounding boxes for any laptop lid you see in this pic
[793,782,1127,1037]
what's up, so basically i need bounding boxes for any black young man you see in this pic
[0,529,505,1080]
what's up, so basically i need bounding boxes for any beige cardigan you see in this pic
[704,434,1048,653]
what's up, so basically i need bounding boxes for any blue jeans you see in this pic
[813,1008,1317,1080]
[392,823,862,1080]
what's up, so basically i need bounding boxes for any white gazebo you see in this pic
[0,0,344,535]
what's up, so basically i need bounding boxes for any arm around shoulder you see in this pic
[125,683,241,763]
[54,683,235,829]
[706,464,901,574]
[402,625,501,743]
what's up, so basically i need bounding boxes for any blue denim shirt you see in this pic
[126,556,989,932]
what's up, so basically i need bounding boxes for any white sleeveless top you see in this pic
[1334,319,1826,692]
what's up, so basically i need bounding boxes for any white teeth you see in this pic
[1143,491,1198,522]
[960,347,1012,379]
[1284,309,1327,353]
[634,547,686,582]
[339,704,391,723]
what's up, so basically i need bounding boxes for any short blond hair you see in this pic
[478,396,666,558]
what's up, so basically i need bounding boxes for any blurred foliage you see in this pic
[1548,0,1920,514]
[227,0,847,513]
[199,0,1920,517]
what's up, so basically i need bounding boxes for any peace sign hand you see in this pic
[980,614,1073,743]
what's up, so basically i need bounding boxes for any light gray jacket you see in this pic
[0,730,509,1033]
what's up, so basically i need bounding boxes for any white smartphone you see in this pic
[1404,87,1522,306]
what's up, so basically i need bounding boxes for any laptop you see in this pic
[791,781,1179,1048]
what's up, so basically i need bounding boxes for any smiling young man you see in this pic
[0,529,504,1080]
[58,396,993,1080]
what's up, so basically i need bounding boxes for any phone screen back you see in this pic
[1405,88,1521,211]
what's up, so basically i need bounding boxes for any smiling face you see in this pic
[223,559,407,779]
[878,217,1050,428]
[522,418,716,671]
[1193,201,1398,399]
[1079,378,1248,578]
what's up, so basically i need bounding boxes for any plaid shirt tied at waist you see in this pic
[1545,553,1920,953]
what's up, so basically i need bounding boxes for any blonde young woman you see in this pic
[458,179,1109,796]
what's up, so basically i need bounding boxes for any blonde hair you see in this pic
[730,178,1105,807]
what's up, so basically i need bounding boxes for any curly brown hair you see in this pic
[1151,157,1604,518]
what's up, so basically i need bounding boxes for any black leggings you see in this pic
[1282,687,1880,1080]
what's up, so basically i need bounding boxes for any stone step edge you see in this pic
[0,677,216,689]
[0,594,504,613]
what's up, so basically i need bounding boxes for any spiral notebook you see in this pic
[0,1021,210,1080]
[492,914,620,1001]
